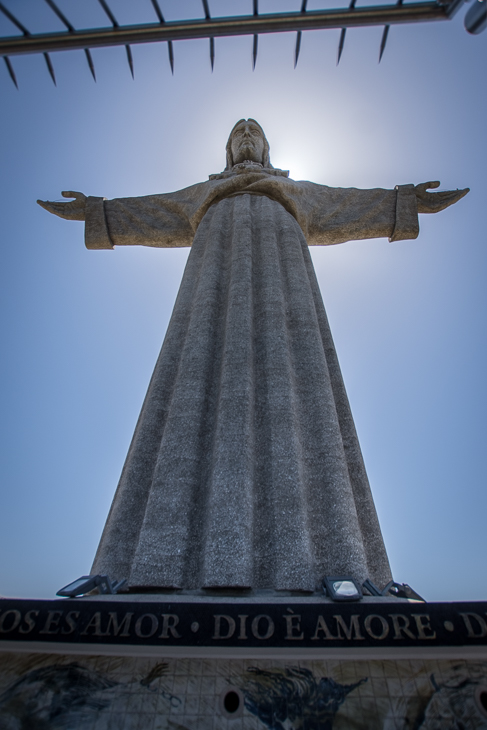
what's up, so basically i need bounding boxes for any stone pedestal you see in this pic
[1,595,487,728]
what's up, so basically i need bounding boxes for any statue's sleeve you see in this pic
[84,186,205,250]
[301,182,419,246]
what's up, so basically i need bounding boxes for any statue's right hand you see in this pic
[37,191,87,221]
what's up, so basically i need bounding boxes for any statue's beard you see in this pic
[233,143,262,165]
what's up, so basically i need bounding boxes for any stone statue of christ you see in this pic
[38,120,468,593]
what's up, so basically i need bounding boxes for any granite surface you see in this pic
[82,174,420,250]
[91,192,392,591]
[36,121,469,595]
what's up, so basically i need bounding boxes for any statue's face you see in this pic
[230,121,265,165]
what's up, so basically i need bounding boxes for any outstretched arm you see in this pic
[301,178,469,246]
[37,191,86,220]
[36,186,204,250]
[414,181,469,213]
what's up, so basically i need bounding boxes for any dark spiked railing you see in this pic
[0,0,468,88]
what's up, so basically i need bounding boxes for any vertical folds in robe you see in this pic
[92,194,392,591]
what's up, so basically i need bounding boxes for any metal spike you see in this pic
[0,2,29,35]
[44,0,74,32]
[295,0,306,67]
[150,0,165,23]
[253,0,258,16]
[378,25,389,62]
[84,48,96,81]
[337,0,356,66]
[294,31,301,68]
[151,0,170,75]
[3,55,18,88]
[209,37,215,71]
[202,0,211,19]
[379,0,402,63]
[125,44,134,78]
[252,34,258,70]
[46,1,101,88]
[43,52,56,85]
[337,27,346,65]
[97,0,118,27]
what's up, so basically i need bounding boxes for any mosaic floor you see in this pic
[0,652,486,729]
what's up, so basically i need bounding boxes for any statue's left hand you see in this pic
[414,181,469,214]
[37,191,86,220]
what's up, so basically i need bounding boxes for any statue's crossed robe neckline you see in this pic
[88,169,419,591]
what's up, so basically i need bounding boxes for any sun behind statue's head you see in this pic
[225,119,273,170]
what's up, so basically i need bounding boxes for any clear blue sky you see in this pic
[1,0,486,601]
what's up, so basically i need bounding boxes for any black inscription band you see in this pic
[1,599,487,649]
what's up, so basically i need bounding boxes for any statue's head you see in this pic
[225,119,273,170]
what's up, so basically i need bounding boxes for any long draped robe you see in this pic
[86,168,420,592]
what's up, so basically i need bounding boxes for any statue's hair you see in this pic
[225,119,273,170]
